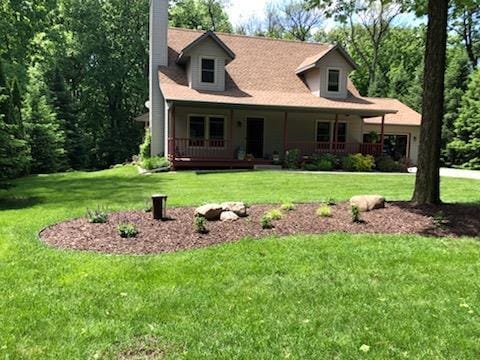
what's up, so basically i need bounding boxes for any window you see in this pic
[201,58,215,83]
[334,122,347,142]
[188,115,225,147]
[209,117,225,147]
[316,122,331,142]
[327,69,340,92]
[189,116,205,146]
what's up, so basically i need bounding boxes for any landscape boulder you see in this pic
[220,211,240,222]
[195,204,223,221]
[221,202,247,217]
[350,195,385,212]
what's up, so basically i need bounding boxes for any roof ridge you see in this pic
[168,26,330,47]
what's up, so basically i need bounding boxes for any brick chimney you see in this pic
[149,0,168,156]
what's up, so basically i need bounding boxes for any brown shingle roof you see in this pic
[363,99,421,126]
[159,28,420,124]
[295,44,358,74]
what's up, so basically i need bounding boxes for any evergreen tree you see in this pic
[23,65,66,174]
[0,62,31,180]
[447,69,480,169]
[49,67,87,169]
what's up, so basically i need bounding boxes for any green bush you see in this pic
[284,149,301,169]
[194,215,208,234]
[261,214,274,229]
[117,223,139,238]
[316,204,332,217]
[86,207,108,223]
[266,209,283,220]
[350,205,361,223]
[280,202,295,211]
[342,154,375,172]
[139,129,151,160]
[304,159,333,171]
[376,155,403,172]
[140,156,170,170]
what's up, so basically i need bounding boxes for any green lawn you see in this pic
[1,166,480,359]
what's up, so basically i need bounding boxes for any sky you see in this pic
[225,0,424,30]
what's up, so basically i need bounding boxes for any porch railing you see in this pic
[168,138,234,159]
[286,142,382,157]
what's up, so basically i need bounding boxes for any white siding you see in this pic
[317,50,354,99]
[304,68,320,96]
[188,37,228,92]
[364,123,421,164]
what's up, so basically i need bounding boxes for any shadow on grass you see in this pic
[392,202,480,238]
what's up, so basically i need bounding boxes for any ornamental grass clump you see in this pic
[280,202,295,211]
[261,214,274,229]
[194,215,208,234]
[317,204,332,217]
[266,209,283,220]
[86,206,108,224]
[117,223,139,238]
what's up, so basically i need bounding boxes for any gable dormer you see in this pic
[296,45,358,99]
[176,31,235,92]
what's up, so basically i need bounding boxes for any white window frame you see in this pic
[315,120,348,143]
[187,114,226,148]
[199,57,217,85]
[326,67,342,94]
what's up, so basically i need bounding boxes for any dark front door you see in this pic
[246,118,264,158]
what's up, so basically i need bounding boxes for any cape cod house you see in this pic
[144,0,421,169]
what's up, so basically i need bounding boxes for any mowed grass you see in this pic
[1,166,480,358]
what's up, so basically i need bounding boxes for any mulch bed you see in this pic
[40,202,480,255]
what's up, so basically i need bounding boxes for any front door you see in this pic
[246,118,264,158]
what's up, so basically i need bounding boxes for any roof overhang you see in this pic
[166,99,397,117]
[296,44,359,75]
[176,31,236,65]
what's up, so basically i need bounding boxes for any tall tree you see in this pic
[169,0,233,32]
[281,0,323,41]
[0,62,30,180]
[23,65,66,174]
[309,0,408,95]
[450,0,480,68]
[412,0,449,205]
[447,68,480,169]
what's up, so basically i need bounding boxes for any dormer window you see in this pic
[327,68,340,92]
[201,58,215,84]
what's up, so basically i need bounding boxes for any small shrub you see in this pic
[304,159,333,171]
[376,155,402,172]
[266,209,283,220]
[351,205,361,223]
[140,156,170,170]
[117,223,139,238]
[280,202,295,211]
[342,154,375,172]
[86,207,108,223]
[139,129,151,160]
[261,214,274,229]
[325,197,336,206]
[194,215,208,234]
[316,204,332,217]
[284,149,301,169]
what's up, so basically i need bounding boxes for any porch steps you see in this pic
[254,164,283,171]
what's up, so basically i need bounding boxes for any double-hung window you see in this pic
[316,122,331,143]
[188,115,225,147]
[201,58,215,84]
[327,69,340,93]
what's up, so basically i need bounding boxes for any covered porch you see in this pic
[166,102,388,169]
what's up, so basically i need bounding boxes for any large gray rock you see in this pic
[350,195,385,212]
[221,202,247,217]
[220,211,240,222]
[195,204,223,221]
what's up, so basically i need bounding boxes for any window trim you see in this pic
[187,114,226,148]
[326,67,342,94]
[315,119,348,143]
[199,57,217,85]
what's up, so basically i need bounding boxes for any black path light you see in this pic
[152,194,168,220]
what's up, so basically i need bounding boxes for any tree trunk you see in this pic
[412,0,449,205]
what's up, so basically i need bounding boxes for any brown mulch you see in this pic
[40,202,480,255]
